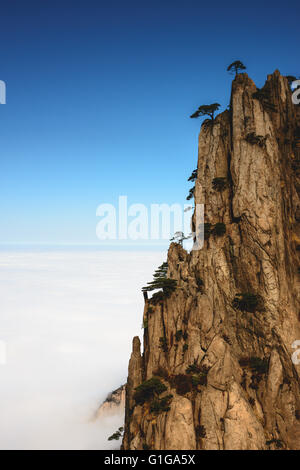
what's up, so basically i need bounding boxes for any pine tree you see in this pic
[227,60,246,76]
[190,103,220,121]
[188,169,197,182]
[186,186,195,200]
[170,231,188,246]
[142,262,177,296]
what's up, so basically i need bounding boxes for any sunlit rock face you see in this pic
[122,71,300,450]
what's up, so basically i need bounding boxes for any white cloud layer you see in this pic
[0,249,165,449]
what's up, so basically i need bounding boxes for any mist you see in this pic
[0,249,164,449]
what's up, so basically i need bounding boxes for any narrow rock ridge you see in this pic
[122,71,300,450]
[95,384,126,418]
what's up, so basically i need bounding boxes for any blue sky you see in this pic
[0,1,298,245]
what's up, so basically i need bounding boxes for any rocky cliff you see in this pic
[95,385,126,419]
[122,71,300,450]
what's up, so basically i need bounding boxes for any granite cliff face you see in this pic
[122,71,300,450]
[96,385,126,419]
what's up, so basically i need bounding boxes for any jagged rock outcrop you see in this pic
[122,71,300,450]
[95,385,126,418]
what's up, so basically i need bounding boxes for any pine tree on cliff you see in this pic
[186,186,195,200]
[188,169,197,182]
[227,60,246,76]
[142,262,177,296]
[190,103,220,121]
[170,231,188,246]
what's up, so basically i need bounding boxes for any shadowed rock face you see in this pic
[122,70,300,451]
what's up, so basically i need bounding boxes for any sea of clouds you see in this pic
[0,248,165,449]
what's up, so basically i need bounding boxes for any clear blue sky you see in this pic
[0,1,298,245]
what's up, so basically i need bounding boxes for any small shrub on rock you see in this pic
[150,394,173,414]
[133,377,167,405]
[186,362,201,374]
[249,373,262,390]
[212,177,228,192]
[159,337,168,353]
[195,425,206,439]
[150,291,165,304]
[239,356,269,375]
[222,334,231,345]
[193,370,209,387]
[108,427,124,441]
[245,132,267,148]
[188,169,198,182]
[175,330,183,342]
[195,273,204,289]
[191,375,202,387]
[266,438,283,449]
[241,372,247,390]
[153,366,169,380]
[232,292,262,312]
[170,374,192,395]
[202,222,212,240]
[211,222,226,237]
[283,376,291,386]
[186,363,209,386]
[186,186,195,201]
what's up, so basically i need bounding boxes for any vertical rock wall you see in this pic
[122,71,300,450]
